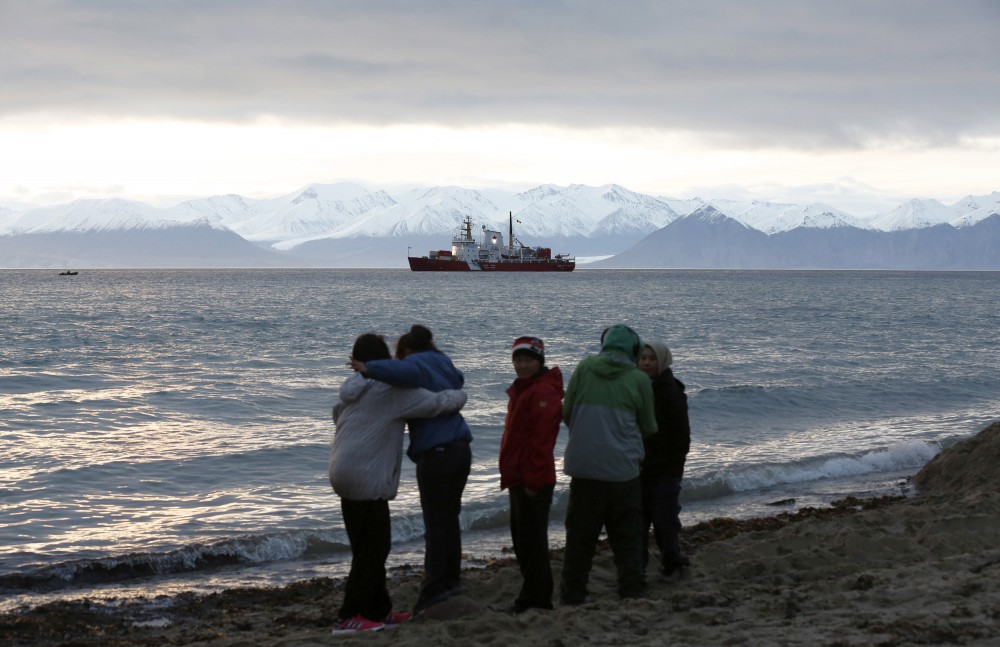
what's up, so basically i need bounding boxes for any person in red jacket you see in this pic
[499,336,564,614]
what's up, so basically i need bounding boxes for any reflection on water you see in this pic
[1,269,998,602]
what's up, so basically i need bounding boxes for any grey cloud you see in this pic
[2,0,998,147]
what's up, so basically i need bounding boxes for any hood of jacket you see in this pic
[645,340,673,375]
[338,372,375,404]
[583,352,639,380]
[600,323,643,364]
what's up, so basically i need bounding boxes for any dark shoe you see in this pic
[619,585,648,600]
[559,593,586,607]
[662,555,691,577]
[413,586,460,613]
[508,601,553,615]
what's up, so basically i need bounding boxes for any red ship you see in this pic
[408,213,575,272]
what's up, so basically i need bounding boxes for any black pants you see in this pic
[560,476,646,604]
[509,483,555,610]
[641,472,686,572]
[414,439,471,611]
[338,498,392,621]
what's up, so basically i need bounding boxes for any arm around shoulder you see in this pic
[396,387,467,420]
[364,358,427,388]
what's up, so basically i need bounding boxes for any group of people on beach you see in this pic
[327,323,691,635]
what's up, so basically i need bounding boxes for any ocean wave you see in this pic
[682,439,941,503]
[0,529,349,594]
[0,504,449,594]
[690,379,998,426]
[690,383,850,424]
[0,372,110,396]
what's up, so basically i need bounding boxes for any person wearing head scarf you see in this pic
[559,324,657,605]
[637,340,691,577]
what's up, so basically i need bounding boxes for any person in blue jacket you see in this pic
[350,324,473,613]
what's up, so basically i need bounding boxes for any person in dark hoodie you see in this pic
[637,340,692,577]
[349,324,473,614]
[559,324,658,605]
[499,336,564,614]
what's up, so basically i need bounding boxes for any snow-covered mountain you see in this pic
[162,183,401,245]
[0,198,220,235]
[162,193,261,228]
[1,184,998,268]
[949,192,1000,228]
[323,185,508,241]
[595,208,1000,270]
[866,198,954,232]
[700,199,859,233]
[507,184,679,238]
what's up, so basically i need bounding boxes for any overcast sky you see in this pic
[2,0,998,214]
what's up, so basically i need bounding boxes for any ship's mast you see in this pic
[508,212,514,252]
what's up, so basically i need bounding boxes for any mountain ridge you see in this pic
[1,184,998,269]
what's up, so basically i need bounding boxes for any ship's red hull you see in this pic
[407,257,473,271]
[408,257,575,272]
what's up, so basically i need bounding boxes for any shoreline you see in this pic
[0,464,922,613]
[0,495,965,647]
[3,421,999,646]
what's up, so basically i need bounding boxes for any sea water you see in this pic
[1,269,998,610]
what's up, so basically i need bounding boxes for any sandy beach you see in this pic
[3,421,999,647]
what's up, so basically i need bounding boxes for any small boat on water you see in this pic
[408,213,575,272]
[58,271,79,276]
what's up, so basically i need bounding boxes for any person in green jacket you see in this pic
[559,324,658,605]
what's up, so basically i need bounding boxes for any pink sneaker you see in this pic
[331,615,385,635]
[383,610,413,626]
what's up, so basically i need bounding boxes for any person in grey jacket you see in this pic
[349,324,473,613]
[329,333,467,634]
